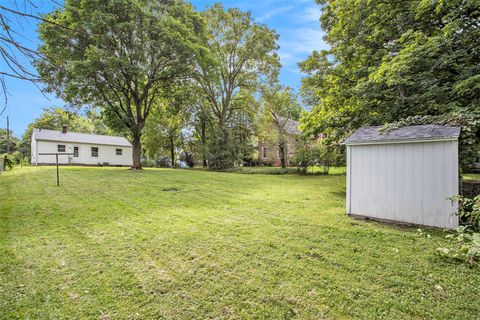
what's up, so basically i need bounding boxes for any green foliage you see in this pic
[37,0,206,169]
[21,107,109,158]
[208,128,239,170]
[313,142,345,175]
[193,4,280,170]
[450,195,480,231]
[0,129,19,154]
[9,151,23,165]
[141,158,157,168]
[1,154,13,170]
[143,86,193,167]
[300,0,480,156]
[437,227,480,268]
[293,141,314,175]
[438,193,480,266]
[293,140,345,175]
[382,112,480,171]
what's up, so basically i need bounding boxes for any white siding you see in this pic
[347,140,459,229]
[34,140,132,166]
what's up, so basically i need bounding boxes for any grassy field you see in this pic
[1,166,479,319]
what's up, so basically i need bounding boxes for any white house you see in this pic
[31,126,133,166]
[345,125,460,229]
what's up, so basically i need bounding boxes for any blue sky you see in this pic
[1,0,328,137]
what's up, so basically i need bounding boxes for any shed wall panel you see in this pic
[347,140,458,228]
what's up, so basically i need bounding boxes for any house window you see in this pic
[91,147,99,157]
[57,144,66,152]
[73,146,79,157]
[116,148,122,156]
[262,147,267,159]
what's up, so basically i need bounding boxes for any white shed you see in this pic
[345,125,460,229]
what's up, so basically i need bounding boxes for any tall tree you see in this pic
[36,0,206,169]
[192,101,213,167]
[260,85,302,168]
[0,128,18,154]
[300,0,480,146]
[143,86,193,167]
[193,4,280,170]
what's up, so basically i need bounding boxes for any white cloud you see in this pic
[277,27,328,74]
[256,5,295,22]
[298,6,321,23]
[285,27,326,54]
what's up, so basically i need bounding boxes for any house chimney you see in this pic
[62,125,67,133]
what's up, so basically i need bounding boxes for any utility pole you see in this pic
[6,115,9,154]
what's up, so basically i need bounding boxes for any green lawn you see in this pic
[464,172,480,181]
[221,166,347,175]
[1,167,479,319]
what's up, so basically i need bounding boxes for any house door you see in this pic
[71,146,80,163]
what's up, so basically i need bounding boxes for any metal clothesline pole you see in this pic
[38,153,74,186]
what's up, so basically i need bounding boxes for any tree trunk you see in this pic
[132,133,142,170]
[201,118,208,167]
[279,139,287,168]
[170,137,175,167]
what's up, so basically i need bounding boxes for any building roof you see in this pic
[345,125,461,145]
[276,116,301,135]
[32,129,132,147]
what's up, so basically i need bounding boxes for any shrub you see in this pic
[141,158,157,168]
[156,157,171,168]
[1,154,14,170]
[208,129,239,171]
[313,142,345,174]
[450,195,480,231]
[10,151,23,164]
[293,142,313,175]
[242,156,257,167]
[19,158,29,167]
[436,195,480,267]
[437,226,480,268]
[293,141,345,175]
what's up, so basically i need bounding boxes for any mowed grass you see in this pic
[221,166,347,175]
[1,167,479,319]
[464,172,480,180]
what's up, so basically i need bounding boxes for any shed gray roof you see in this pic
[32,129,132,147]
[345,125,460,145]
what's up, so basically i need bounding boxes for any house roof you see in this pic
[276,116,301,135]
[345,125,461,145]
[32,129,132,147]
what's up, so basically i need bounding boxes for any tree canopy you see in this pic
[193,3,280,169]
[21,107,109,157]
[36,0,206,169]
[300,0,480,145]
